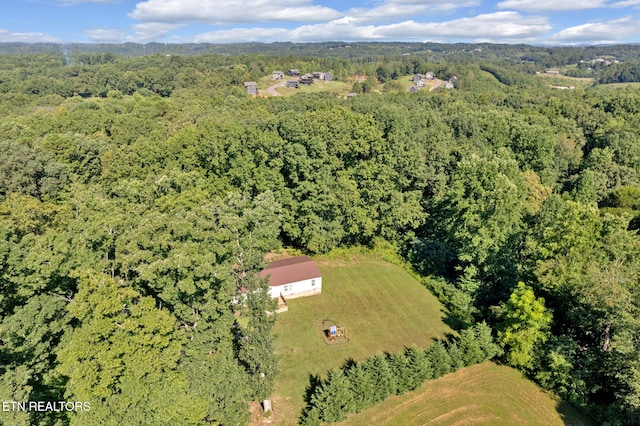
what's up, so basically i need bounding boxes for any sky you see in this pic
[1,0,639,45]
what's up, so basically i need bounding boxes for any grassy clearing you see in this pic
[342,362,593,426]
[256,76,353,97]
[536,73,594,90]
[594,82,640,90]
[270,255,453,424]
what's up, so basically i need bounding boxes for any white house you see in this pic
[260,256,322,299]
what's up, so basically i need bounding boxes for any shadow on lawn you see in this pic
[557,400,595,426]
[299,373,322,424]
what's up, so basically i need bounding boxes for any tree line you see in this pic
[300,323,500,424]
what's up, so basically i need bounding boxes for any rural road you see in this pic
[266,81,286,96]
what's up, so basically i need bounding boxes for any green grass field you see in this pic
[536,73,594,90]
[256,76,353,97]
[270,256,453,424]
[594,82,640,90]
[342,362,593,426]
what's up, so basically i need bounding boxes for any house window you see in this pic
[284,285,292,292]
[311,279,316,286]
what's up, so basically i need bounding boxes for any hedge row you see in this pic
[300,322,501,424]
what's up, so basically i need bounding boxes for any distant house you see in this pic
[312,72,325,80]
[299,75,314,85]
[272,71,284,80]
[260,256,322,299]
[324,72,333,82]
[411,74,423,82]
[545,70,561,75]
[444,82,454,89]
[415,79,425,88]
[244,82,258,95]
[424,71,435,80]
[286,80,299,88]
[287,69,300,76]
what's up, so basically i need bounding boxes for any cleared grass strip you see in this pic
[342,362,593,426]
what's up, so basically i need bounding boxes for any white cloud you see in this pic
[194,27,289,43]
[0,29,61,43]
[546,17,640,44]
[129,0,341,24]
[288,17,380,41]
[84,22,183,43]
[373,12,551,39]
[497,0,607,12]
[132,22,184,41]
[346,0,480,24]
[84,28,128,42]
[191,11,551,43]
[57,0,122,4]
[611,0,640,6]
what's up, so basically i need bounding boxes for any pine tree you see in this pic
[344,361,376,411]
[403,345,433,390]
[366,352,398,402]
[311,369,354,422]
[447,341,466,369]
[427,341,452,378]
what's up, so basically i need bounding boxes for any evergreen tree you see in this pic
[344,361,377,412]
[403,345,433,388]
[366,352,398,402]
[427,341,452,378]
[310,369,354,423]
[447,341,466,370]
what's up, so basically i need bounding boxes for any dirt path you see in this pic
[266,81,286,96]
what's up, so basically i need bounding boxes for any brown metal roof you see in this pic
[259,256,321,287]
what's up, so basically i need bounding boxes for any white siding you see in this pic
[268,276,322,299]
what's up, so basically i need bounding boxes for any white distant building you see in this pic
[260,256,322,299]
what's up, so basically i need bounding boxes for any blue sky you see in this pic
[1,0,639,45]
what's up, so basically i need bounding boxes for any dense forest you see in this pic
[1,43,640,425]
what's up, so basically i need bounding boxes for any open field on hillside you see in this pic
[269,256,454,425]
[256,76,352,97]
[594,82,640,90]
[536,72,594,90]
[342,362,593,426]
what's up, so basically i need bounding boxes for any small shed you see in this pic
[409,85,420,93]
[260,256,322,299]
[286,80,299,89]
[244,82,258,95]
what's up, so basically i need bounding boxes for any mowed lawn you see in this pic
[342,362,592,426]
[270,257,453,425]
